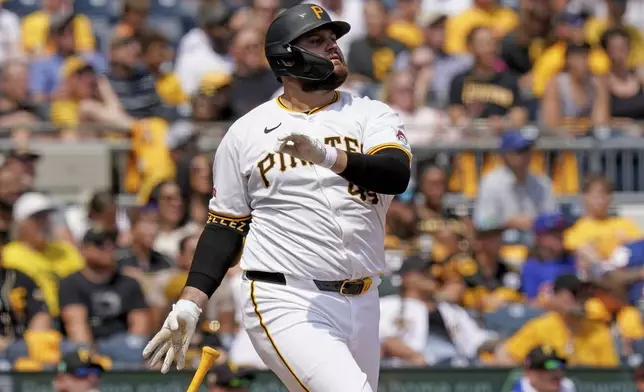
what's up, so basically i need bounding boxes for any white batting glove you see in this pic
[142,299,202,373]
[274,132,338,168]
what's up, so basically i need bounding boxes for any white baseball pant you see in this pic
[239,274,381,392]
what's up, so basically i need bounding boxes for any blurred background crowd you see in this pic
[3,0,644,383]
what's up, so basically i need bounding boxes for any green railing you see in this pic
[2,367,639,392]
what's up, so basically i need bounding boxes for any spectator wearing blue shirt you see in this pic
[520,213,576,303]
[28,13,106,103]
[511,346,576,392]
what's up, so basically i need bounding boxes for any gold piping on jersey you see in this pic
[250,280,311,392]
[207,210,252,221]
[276,91,340,115]
[365,143,412,161]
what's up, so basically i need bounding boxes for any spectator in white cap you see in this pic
[2,192,84,317]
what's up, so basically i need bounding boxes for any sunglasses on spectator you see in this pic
[72,368,102,378]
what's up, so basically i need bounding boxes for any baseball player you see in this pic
[143,4,412,392]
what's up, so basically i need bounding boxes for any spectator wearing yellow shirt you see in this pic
[532,13,609,98]
[28,13,107,103]
[566,174,642,264]
[140,30,188,108]
[497,274,619,367]
[2,193,84,316]
[387,0,423,49]
[444,0,518,55]
[585,0,644,70]
[585,275,644,348]
[21,0,95,56]
[49,56,97,128]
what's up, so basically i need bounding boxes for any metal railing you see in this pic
[3,121,644,206]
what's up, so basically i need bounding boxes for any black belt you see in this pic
[244,270,373,296]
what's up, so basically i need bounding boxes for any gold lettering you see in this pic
[257,153,276,187]
[278,153,288,172]
[461,83,514,108]
[311,5,324,19]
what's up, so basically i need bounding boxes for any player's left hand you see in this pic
[274,132,328,165]
[142,299,202,373]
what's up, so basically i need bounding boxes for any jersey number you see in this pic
[348,183,378,204]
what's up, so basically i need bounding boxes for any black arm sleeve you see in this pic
[338,147,411,195]
[185,222,245,298]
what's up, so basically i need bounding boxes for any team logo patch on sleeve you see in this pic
[396,129,409,146]
[212,187,217,197]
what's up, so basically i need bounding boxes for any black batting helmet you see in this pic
[265,3,350,82]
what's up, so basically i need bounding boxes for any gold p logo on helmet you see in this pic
[311,5,324,19]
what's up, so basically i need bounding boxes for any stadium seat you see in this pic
[482,304,544,338]
[90,17,112,55]
[3,0,40,17]
[150,0,181,16]
[149,16,184,45]
[73,0,115,17]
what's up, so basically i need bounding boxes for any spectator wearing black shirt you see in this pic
[449,26,527,133]
[347,0,408,83]
[228,27,280,120]
[500,1,551,78]
[59,229,149,363]
[413,162,472,263]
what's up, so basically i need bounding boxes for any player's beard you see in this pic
[300,66,348,92]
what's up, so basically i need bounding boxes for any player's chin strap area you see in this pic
[244,270,378,296]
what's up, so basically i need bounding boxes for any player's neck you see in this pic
[280,89,337,113]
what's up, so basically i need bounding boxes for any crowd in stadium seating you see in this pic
[2,0,644,376]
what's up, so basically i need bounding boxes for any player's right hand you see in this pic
[142,299,202,373]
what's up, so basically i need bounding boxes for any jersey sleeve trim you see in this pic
[366,143,412,161]
[206,210,252,235]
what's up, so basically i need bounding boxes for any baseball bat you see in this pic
[187,346,221,392]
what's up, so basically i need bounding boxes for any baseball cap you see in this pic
[533,213,572,234]
[397,256,430,275]
[525,346,566,370]
[558,12,586,27]
[12,192,55,223]
[417,12,447,28]
[198,2,233,29]
[49,12,75,36]
[199,72,232,96]
[57,350,105,377]
[207,363,255,388]
[553,274,587,297]
[473,215,505,235]
[7,147,40,162]
[82,227,116,247]
[61,56,94,79]
[499,127,538,152]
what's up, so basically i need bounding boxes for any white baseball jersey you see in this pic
[208,91,412,281]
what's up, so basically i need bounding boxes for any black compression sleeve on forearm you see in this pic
[338,148,411,195]
[185,223,245,298]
